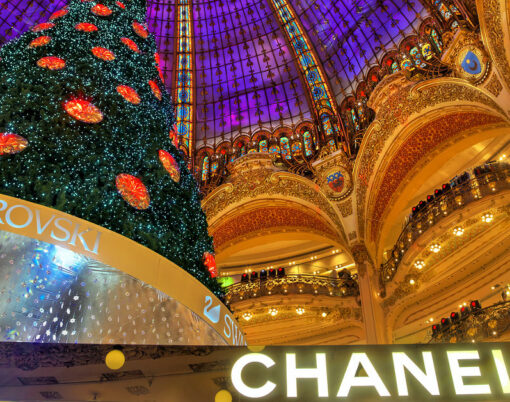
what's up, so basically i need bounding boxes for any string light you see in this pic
[0,0,223,297]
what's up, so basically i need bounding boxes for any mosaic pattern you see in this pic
[0,230,226,345]
[211,206,337,250]
[0,0,428,145]
[174,0,193,153]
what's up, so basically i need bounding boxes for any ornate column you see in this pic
[351,244,388,344]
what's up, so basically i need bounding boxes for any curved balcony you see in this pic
[428,301,510,344]
[224,274,359,305]
[381,164,510,283]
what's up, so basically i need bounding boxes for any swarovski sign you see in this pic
[231,344,510,400]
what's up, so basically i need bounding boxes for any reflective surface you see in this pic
[0,230,226,345]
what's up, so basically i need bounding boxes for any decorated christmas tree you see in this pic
[0,0,221,296]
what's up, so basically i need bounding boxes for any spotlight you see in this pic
[441,317,451,330]
[460,305,470,318]
[338,269,351,280]
[450,312,460,323]
[241,273,249,283]
[470,300,481,312]
[431,324,440,336]
[250,271,258,281]
[259,269,267,281]
[268,268,276,278]
[277,267,286,278]
[434,188,443,197]
[442,183,451,192]
[426,194,434,203]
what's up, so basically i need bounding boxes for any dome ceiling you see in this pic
[0,0,428,146]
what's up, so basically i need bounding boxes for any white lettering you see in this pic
[393,352,439,396]
[0,199,7,224]
[286,353,328,397]
[35,211,54,235]
[232,353,276,398]
[91,231,101,254]
[69,224,94,252]
[51,217,72,242]
[224,313,233,340]
[6,205,33,229]
[337,353,390,397]
[492,350,510,393]
[447,351,491,395]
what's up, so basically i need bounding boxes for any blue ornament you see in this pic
[461,51,481,75]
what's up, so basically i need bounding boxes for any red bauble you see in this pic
[29,36,51,48]
[159,150,180,183]
[148,80,162,100]
[49,8,68,20]
[91,4,112,16]
[91,47,115,61]
[37,56,65,70]
[121,37,140,53]
[117,85,140,104]
[132,21,148,39]
[75,22,98,32]
[203,252,218,278]
[63,99,103,123]
[31,22,55,32]
[116,174,150,210]
[0,133,28,155]
[116,1,126,9]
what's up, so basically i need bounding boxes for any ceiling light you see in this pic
[269,308,278,317]
[429,243,441,253]
[481,212,494,223]
[321,312,327,318]
[409,279,416,285]
[414,260,425,269]
[243,312,252,321]
[296,307,305,315]
[452,226,464,236]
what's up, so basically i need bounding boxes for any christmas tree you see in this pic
[0,0,221,296]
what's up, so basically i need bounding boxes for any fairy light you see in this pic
[0,0,223,297]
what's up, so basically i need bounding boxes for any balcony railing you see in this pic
[381,165,510,283]
[428,301,510,343]
[224,274,359,304]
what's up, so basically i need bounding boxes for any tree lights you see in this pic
[0,0,221,296]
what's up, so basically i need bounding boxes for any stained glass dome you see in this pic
[0,0,427,148]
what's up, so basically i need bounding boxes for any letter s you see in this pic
[51,217,71,242]
[224,313,233,340]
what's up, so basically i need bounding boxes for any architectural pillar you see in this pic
[351,244,388,344]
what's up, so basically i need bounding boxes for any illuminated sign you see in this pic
[231,344,510,400]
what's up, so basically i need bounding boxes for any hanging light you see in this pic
[414,260,425,270]
[429,243,441,253]
[452,226,464,236]
[481,212,494,223]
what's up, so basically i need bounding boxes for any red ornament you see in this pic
[31,22,55,32]
[203,252,218,278]
[117,85,140,104]
[148,80,162,100]
[91,47,115,61]
[121,37,140,53]
[154,52,165,82]
[116,1,126,8]
[116,174,150,210]
[169,128,179,148]
[63,99,103,123]
[0,133,28,155]
[75,22,98,32]
[91,4,112,16]
[29,36,51,48]
[49,8,68,20]
[37,56,65,70]
[132,21,148,39]
[159,150,180,183]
